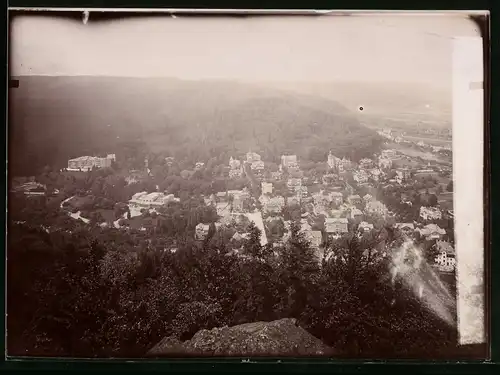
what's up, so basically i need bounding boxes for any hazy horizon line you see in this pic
[11,74,450,89]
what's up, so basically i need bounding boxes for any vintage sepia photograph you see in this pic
[7,10,487,359]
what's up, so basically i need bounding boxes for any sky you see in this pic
[10,12,480,89]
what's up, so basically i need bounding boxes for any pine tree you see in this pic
[243,221,263,258]
[279,220,320,317]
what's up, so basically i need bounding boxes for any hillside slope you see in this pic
[9,76,382,175]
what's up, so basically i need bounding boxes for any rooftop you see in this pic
[436,240,454,255]
[325,217,348,224]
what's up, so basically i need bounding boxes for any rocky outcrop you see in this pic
[147,318,334,357]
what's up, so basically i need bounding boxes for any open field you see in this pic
[392,143,452,165]
[403,135,452,147]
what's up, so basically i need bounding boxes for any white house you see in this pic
[434,240,455,272]
[261,182,273,195]
[129,192,180,209]
[251,160,265,171]
[195,223,211,241]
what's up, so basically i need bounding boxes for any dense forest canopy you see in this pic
[9,76,383,175]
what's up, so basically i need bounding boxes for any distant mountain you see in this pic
[270,81,452,128]
[9,76,383,176]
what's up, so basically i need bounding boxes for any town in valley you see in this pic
[12,127,455,273]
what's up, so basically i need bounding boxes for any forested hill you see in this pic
[9,76,383,176]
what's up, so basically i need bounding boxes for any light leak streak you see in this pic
[390,238,456,328]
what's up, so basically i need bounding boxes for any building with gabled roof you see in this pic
[67,154,115,171]
[261,182,273,195]
[129,192,180,209]
[418,223,446,240]
[325,217,348,234]
[281,154,298,169]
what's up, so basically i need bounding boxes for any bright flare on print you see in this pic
[390,238,456,327]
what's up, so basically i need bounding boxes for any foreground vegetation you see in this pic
[8,205,458,358]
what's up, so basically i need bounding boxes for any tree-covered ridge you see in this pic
[9,77,382,176]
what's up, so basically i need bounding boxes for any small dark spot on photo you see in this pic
[359,106,364,111]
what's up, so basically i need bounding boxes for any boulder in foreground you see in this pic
[147,318,334,357]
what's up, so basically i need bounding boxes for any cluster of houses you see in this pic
[192,148,456,272]
[195,150,398,260]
